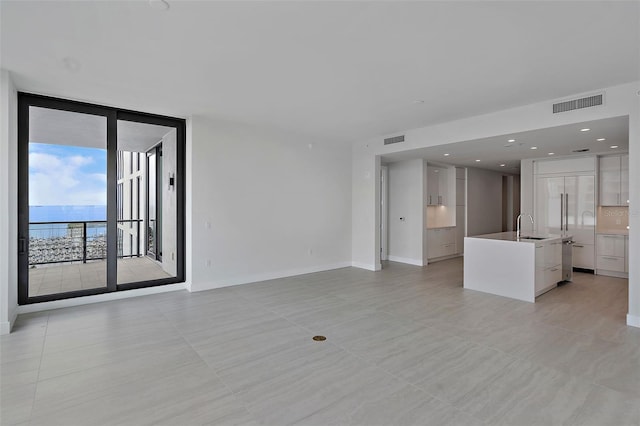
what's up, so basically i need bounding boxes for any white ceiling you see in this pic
[2,1,639,143]
[381,115,629,173]
[29,107,173,152]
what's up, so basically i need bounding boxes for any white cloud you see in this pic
[29,151,106,206]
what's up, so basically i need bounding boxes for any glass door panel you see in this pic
[26,106,108,297]
[116,120,177,285]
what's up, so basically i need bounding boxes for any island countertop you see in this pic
[469,231,562,243]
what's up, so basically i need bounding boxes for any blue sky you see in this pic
[29,143,107,206]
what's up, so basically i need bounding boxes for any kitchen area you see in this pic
[464,133,629,302]
[382,115,629,304]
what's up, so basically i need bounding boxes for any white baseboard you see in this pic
[387,255,424,266]
[627,314,640,328]
[351,261,378,271]
[16,283,187,315]
[191,262,353,292]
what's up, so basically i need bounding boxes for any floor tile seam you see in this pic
[159,309,264,426]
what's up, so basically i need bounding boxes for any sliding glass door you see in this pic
[18,94,185,304]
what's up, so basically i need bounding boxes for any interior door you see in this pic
[535,176,564,236]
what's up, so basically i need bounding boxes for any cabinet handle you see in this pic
[560,193,564,231]
[550,268,559,271]
[602,257,620,261]
[565,193,569,232]
[573,244,584,248]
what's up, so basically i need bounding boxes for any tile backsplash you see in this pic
[597,206,629,231]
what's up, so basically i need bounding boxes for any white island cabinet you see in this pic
[464,232,562,303]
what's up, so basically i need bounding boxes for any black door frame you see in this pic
[17,93,186,304]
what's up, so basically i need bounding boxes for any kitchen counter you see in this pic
[472,231,561,242]
[463,231,563,303]
[596,229,629,236]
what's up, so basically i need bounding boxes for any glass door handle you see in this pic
[18,237,26,255]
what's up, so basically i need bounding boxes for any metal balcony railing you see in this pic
[28,220,143,265]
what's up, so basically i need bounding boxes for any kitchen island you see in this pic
[463,231,563,302]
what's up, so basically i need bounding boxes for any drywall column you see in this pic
[0,70,18,334]
[387,159,425,265]
[161,128,177,277]
[627,100,640,327]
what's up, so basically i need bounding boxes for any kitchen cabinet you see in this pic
[535,240,562,297]
[427,227,456,260]
[625,236,629,273]
[427,166,449,206]
[599,155,629,206]
[596,233,628,276]
[535,174,595,269]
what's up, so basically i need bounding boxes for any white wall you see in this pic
[0,70,18,334]
[466,167,503,236]
[351,81,640,327]
[387,159,425,265]
[189,116,352,291]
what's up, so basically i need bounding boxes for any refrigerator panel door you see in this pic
[565,175,596,245]
[535,176,564,236]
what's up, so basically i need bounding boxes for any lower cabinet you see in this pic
[596,234,628,276]
[535,240,562,297]
[427,228,456,260]
[572,243,594,270]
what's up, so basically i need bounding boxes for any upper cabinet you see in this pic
[427,165,452,206]
[599,154,629,206]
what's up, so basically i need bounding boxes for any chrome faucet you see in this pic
[516,214,534,240]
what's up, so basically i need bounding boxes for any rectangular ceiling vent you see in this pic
[384,135,405,145]
[553,93,604,114]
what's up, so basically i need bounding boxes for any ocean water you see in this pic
[30,205,107,238]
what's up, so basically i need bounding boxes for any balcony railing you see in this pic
[28,220,143,265]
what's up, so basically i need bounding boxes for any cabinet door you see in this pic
[599,156,621,206]
[625,236,629,273]
[597,234,625,257]
[546,241,562,268]
[572,243,594,269]
[427,167,440,205]
[427,229,442,259]
[620,154,629,205]
[597,255,625,272]
[535,177,564,236]
[565,175,595,244]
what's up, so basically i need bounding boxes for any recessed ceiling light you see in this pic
[475,159,481,162]
[530,146,538,150]
[443,153,450,156]
[610,145,619,149]
[500,164,506,167]
[149,0,170,10]
[548,152,555,155]
[580,128,590,132]
[597,138,606,141]
[508,139,515,142]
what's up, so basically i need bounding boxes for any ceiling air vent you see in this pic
[572,148,590,153]
[553,93,603,114]
[384,135,405,145]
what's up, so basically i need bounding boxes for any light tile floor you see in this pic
[3,258,639,425]
[28,257,172,297]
